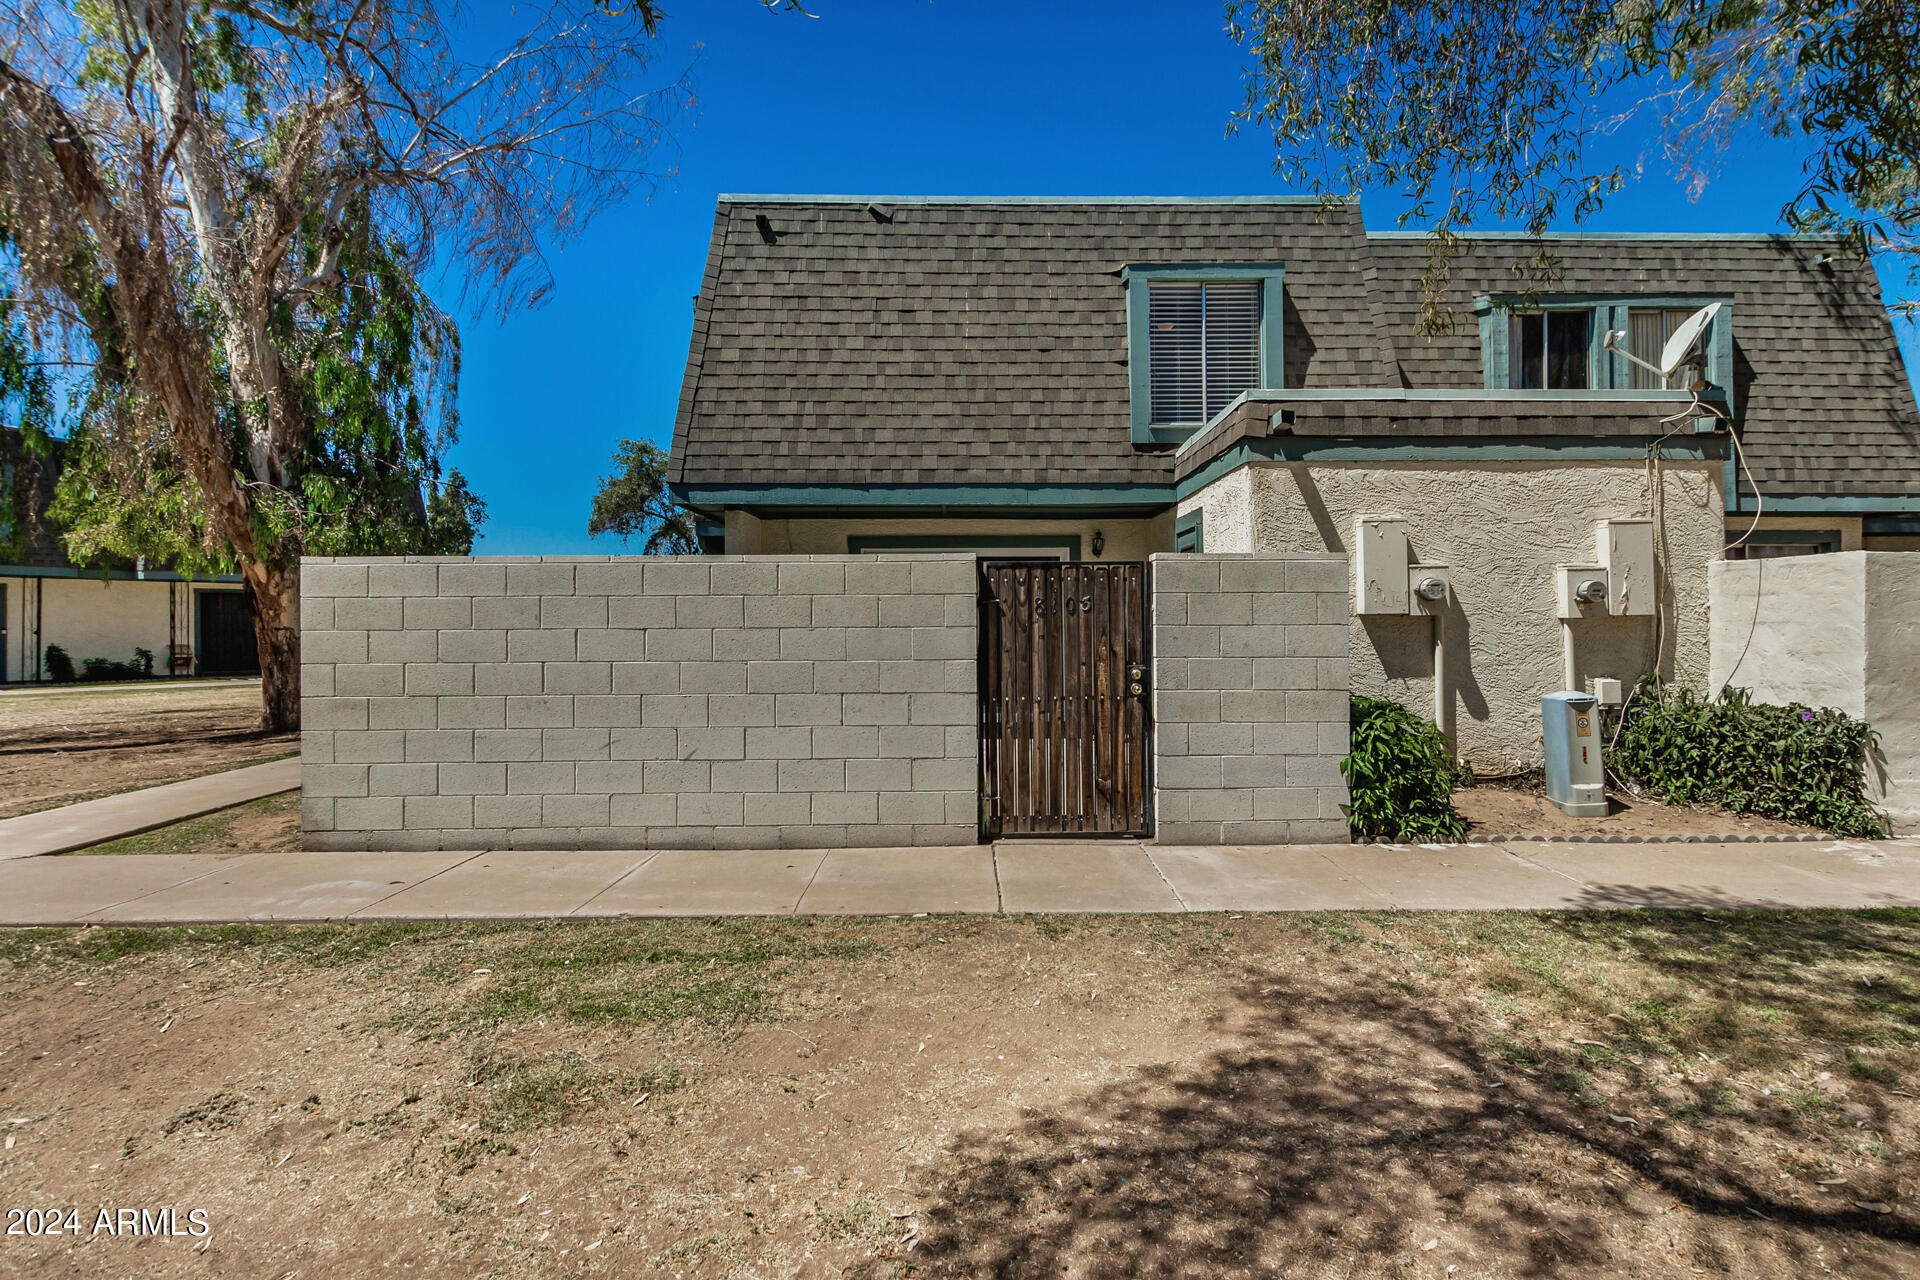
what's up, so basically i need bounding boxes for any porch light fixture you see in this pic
[1091,530,1105,557]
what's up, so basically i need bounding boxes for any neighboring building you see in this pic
[0,432,257,683]
[666,196,1920,767]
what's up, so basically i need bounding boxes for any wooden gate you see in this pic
[978,560,1150,838]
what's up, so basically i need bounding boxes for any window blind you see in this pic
[1148,281,1262,426]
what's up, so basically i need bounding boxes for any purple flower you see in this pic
[1802,710,1814,720]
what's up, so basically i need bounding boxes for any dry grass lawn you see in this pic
[0,681,293,819]
[0,910,1915,1279]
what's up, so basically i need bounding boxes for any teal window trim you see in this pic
[1173,509,1204,553]
[1124,264,1286,446]
[1475,293,1735,419]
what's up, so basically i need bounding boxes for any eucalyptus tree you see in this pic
[0,0,679,729]
[1228,0,1920,331]
[587,437,697,554]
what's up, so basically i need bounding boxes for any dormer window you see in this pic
[1478,294,1734,414]
[1124,264,1286,444]
[1508,310,1591,389]
[1148,281,1262,425]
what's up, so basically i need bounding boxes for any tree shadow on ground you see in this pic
[875,911,1919,1279]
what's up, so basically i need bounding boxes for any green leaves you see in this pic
[1227,0,1920,326]
[1610,675,1886,836]
[1341,694,1468,840]
[586,438,697,555]
[38,222,483,570]
[0,313,58,563]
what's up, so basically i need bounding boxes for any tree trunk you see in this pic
[246,561,302,733]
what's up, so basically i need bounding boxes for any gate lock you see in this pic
[1127,663,1147,697]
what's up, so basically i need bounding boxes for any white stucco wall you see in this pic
[1711,553,1920,833]
[1710,554,1867,715]
[1865,556,1920,833]
[0,575,208,682]
[739,515,1173,562]
[1180,459,1725,768]
[38,578,173,668]
[1,577,24,682]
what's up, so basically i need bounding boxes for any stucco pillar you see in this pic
[723,509,763,555]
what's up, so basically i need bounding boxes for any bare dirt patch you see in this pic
[0,911,1914,1279]
[0,682,293,819]
[1457,780,1824,840]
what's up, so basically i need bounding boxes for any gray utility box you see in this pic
[1542,691,1607,817]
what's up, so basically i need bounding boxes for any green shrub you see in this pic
[1342,694,1467,841]
[43,643,75,682]
[1610,676,1885,837]
[80,655,155,681]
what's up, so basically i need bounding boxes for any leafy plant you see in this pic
[80,654,155,682]
[1228,1,1920,330]
[1609,676,1885,837]
[587,438,699,554]
[0,0,693,727]
[1341,694,1467,840]
[42,643,74,682]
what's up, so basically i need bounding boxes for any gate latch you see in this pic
[1127,663,1147,697]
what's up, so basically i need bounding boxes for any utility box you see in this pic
[1591,676,1624,706]
[1542,692,1607,817]
[1408,563,1450,615]
[1354,515,1409,615]
[1554,565,1609,619]
[1597,518,1655,616]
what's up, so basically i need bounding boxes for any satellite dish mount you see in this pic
[1602,301,1721,388]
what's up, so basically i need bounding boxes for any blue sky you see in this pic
[451,0,1916,555]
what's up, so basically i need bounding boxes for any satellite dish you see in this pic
[1601,300,1722,386]
[1659,302,1720,378]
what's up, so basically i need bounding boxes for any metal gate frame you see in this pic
[977,559,1151,839]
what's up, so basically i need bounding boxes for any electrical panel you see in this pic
[1555,565,1609,620]
[1354,515,1408,615]
[1407,563,1450,615]
[1596,518,1655,617]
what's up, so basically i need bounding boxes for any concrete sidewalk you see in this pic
[4,835,1918,925]
[0,758,301,861]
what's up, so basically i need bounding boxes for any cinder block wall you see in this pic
[299,555,979,851]
[1150,553,1350,844]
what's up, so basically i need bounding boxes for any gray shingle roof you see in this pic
[1367,233,1920,497]
[668,199,1392,490]
[669,200,1920,501]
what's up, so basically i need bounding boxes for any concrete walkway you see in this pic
[0,758,301,861]
[3,835,1917,924]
